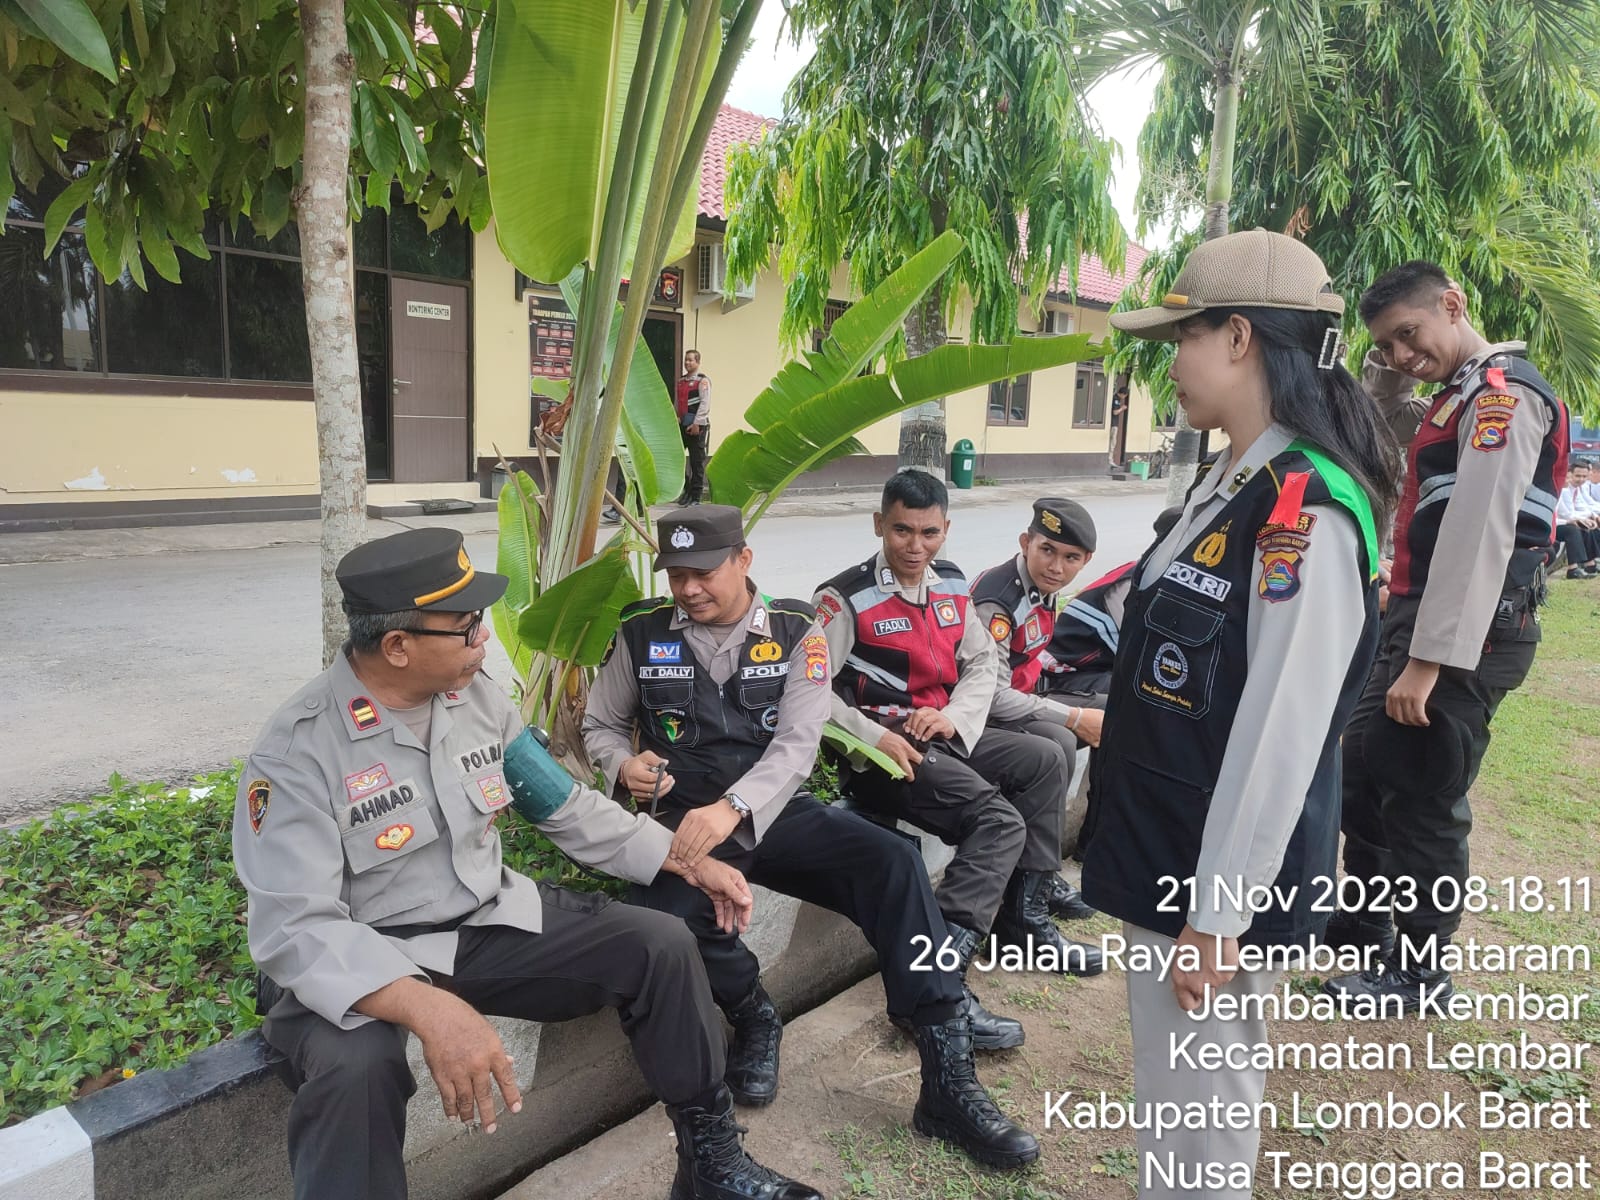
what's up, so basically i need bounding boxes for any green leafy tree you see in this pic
[1070,0,1334,498]
[1131,0,1600,420]
[721,0,1123,473]
[1,0,490,659]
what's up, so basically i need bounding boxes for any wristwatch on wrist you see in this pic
[726,793,752,822]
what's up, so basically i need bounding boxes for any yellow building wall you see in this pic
[472,221,539,462]
[0,389,317,503]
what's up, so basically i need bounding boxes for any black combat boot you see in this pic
[1321,934,1453,1013]
[911,1016,1040,1169]
[990,871,1104,976]
[724,983,782,1107]
[1319,908,1396,957]
[890,922,1025,1051]
[1045,873,1098,921]
[666,1085,823,1200]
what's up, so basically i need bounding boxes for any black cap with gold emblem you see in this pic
[654,504,747,571]
[1030,497,1096,551]
[336,527,508,613]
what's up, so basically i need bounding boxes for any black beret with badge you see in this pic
[1030,497,1096,552]
[337,527,508,613]
[654,503,747,570]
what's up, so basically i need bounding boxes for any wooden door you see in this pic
[390,279,469,482]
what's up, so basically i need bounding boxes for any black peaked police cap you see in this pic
[1031,497,1097,551]
[654,504,747,571]
[337,527,508,613]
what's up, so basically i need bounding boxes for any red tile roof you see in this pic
[699,104,775,222]
[699,103,1144,305]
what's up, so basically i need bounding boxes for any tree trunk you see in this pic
[1164,70,1240,505]
[299,0,367,665]
[897,279,948,474]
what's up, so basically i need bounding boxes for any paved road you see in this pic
[0,487,1165,823]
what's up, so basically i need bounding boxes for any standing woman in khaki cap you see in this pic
[1080,230,1398,1198]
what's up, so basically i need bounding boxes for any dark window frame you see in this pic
[987,374,1031,427]
[1073,361,1109,428]
[1,200,471,398]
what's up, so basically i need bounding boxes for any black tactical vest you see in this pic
[1082,444,1380,946]
[618,596,816,808]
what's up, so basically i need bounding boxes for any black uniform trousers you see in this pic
[258,888,723,1200]
[1555,522,1599,567]
[990,714,1084,856]
[847,725,1068,932]
[681,420,710,502]
[1340,598,1536,939]
[629,792,964,1021]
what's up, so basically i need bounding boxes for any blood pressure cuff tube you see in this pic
[503,726,579,823]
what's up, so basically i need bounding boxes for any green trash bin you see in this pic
[1129,460,1149,480]
[950,438,977,489]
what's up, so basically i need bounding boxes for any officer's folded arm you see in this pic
[233,753,430,1032]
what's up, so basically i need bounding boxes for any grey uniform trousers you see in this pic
[846,725,1067,931]
[1123,922,1283,1199]
[259,887,722,1200]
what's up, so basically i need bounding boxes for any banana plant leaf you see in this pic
[491,469,543,681]
[486,0,710,284]
[709,229,1104,519]
[820,721,905,780]
[515,539,645,665]
[559,271,683,505]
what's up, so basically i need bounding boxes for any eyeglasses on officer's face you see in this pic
[407,610,484,645]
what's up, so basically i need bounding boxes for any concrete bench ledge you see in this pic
[0,815,956,1200]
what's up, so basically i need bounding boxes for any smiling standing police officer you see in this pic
[583,505,1041,1170]
[233,526,820,1200]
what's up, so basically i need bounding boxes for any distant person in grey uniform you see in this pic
[233,527,820,1200]
[1083,230,1395,1198]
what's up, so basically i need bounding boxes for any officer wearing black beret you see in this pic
[972,498,1101,920]
[584,504,1042,1169]
[234,526,820,1200]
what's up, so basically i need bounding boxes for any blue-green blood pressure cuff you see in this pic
[503,727,578,823]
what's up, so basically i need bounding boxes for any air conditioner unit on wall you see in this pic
[696,242,756,307]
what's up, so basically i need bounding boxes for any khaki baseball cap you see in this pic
[1111,229,1345,342]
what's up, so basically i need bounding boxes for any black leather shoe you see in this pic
[1321,944,1453,1013]
[1044,874,1098,921]
[990,871,1104,976]
[890,923,1025,1052]
[1319,909,1396,957]
[911,1016,1040,1169]
[666,1085,822,1200]
[724,984,782,1107]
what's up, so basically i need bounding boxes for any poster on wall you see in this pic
[529,294,575,382]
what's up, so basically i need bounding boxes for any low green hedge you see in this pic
[0,757,845,1127]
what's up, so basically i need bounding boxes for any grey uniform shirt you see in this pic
[232,652,673,1030]
[1408,342,1553,670]
[814,551,1001,758]
[582,588,831,845]
[1136,423,1368,937]
[976,554,1076,726]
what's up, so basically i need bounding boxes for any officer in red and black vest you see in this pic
[1324,261,1569,1009]
[972,497,1101,920]
[583,504,1040,1171]
[814,470,1105,999]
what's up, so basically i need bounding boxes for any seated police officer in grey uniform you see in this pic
[232,527,820,1200]
[582,505,1040,1170]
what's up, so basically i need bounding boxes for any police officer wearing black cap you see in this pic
[973,498,1102,921]
[233,526,822,1200]
[582,505,1042,1171]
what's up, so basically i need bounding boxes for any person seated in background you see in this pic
[814,469,1104,997]
[1556,459,1600,578]
[582,503,1041,1169]
[971,497,1103,920]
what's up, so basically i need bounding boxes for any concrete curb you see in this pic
[0,819,956,1200]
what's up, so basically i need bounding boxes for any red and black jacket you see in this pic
[820,556,969,721]
[971,556,1056,694]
